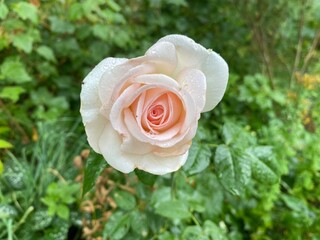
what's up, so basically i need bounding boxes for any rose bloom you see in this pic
[80,34,228,175]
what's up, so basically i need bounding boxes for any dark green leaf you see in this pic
[30,210,54,231]
[82,155,107,196]
[247,146,279,184]
[113,190,136,210]
[131,211,148,237]
[103,212,132,240]
[183,142,211,175]
[135,169,157,186]
[214,144,251,195]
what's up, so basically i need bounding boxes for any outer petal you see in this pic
[145,41,177,74]
[80,57,126,124]
[99,123,136,173]
[157,34,228,112]
[200,50,229,112]
[177,68,206,112]
[84,115,106,153]
[98,123,188,175]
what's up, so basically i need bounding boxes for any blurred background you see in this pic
[0,0,319,239]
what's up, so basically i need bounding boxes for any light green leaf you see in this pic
[183,142,211,175]
[0,2,9,20]
[113,191,136,210]
[182,226,204,240]
[12,2,38,24]
[214,144,251,195]
[0,86,25,102]
[56,204,69,220]
[83,155,108,196]
[0,139,13,149]
[103,212,132,240]
[0,58,32,83]
[36,45,56,62]
[11,33,34,53]
[155,200,191,219]
[203,220,228,240]
[247,146,279,184]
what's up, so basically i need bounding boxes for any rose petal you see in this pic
[84,115,106,153]
[80,57,126,124]
[177,68,206,112]
[99,58,155,118]
[99,123,189,175]
[200,50,229,112]
[157,34,228,112]
[145,41,177,74]
[136,150,189,175]
[99,123,135,173]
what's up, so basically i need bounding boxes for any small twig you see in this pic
[13,206,34,232]
[47,168,66,183]
[290,0,305,87]
[301,30,320,74]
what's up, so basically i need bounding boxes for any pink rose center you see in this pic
[130,88,184,135]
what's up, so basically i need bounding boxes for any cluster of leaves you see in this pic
[0,122,84,240]
[0,0,319,239]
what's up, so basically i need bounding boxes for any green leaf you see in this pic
[0,204,18,218]
[0,58,32,83]
[113,191,137,210]
[247,146,279,184]
[182,226,204,240]
[82,155,107,196]
[12,2,38,24]
[11,33,34,53]
[183,142,211,175]
[49,16,75,34]
[135,169,157,186]
[56,204,69,220]
[214,144,251,195]
[203,220,228,240]
[155,200,191,219]
[36,46,56,62]
[103,212,132,240]
[30,210,54,231]
[0,2,9,20]
[0,139,13,149]
[131,211,148,237]
[0,86,25,102]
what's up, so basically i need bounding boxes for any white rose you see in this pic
[80,34,228,175]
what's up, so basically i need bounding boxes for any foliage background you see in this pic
[0,0,319,239]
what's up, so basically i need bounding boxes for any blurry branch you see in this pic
[290,0,305,88]
[234,0,275,89]
[301,30,320,74]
